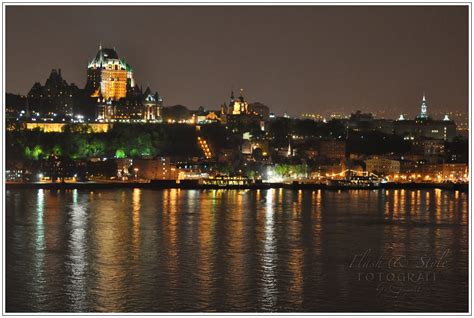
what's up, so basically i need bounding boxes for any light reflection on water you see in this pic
[6,188,468,312]
[66,189,88,311]
[261,189,277,310]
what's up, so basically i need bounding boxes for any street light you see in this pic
[134,168,139,179]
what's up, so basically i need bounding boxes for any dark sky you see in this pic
[6,5,468,117]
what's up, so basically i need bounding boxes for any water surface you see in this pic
[6,188,469,312]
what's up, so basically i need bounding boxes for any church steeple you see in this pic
[419,93,428,119]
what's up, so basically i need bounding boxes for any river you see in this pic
[5,188,468,312]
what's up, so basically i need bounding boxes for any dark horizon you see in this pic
[6,5,468,117]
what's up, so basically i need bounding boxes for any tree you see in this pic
[115,149,126,158]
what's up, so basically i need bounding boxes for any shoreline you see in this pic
[5,181,469,192]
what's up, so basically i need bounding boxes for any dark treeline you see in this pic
[7,119,467,167]
[7,124,203,163]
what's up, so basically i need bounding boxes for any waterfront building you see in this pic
[5,169,24,182]
[41,155,76,182]
[440,163,468,180]
[201,175,250,186]
[365,156,400,176]
[132,157,178,180]
[399,159,425,175]
[421,163,468,181]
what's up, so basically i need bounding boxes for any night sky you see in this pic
[6,5,468,117]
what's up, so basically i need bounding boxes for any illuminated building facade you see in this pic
[221,89,266,132]
[132,157,177,180]
[229,89,249,115]
[365,156,401,176]
[24,122,112,133]
[100,68,128,100]
[417,94,429,119]
[86,45,132,100]
[86,45,163,122]
[96,86,163,123]
[144,90,163,122]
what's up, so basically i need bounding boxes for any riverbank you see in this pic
[5,180,469,191]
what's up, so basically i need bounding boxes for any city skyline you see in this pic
[6,6,468,117]
[5,4,470,314]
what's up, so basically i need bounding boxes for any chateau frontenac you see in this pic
[25,44,163,123]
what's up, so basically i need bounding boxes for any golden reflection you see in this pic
[10,187,468,312]
[164,189,179,300]
[227,190,246,307]
[313,190,322,257]
[292,190,303,214]
[120,191,126,204]
[409,190,419,217]
[460,192,468,225]
[93,191,128,311]
[311,189,319,207]
[435,188,442,224]
[391,189,399,219]
[131,188,141,261]
[425,190,430,215]
[384,190,391,218]
[197,190,215,308]
[448,192,456,223]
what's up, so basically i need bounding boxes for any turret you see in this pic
[419,93,429,119]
